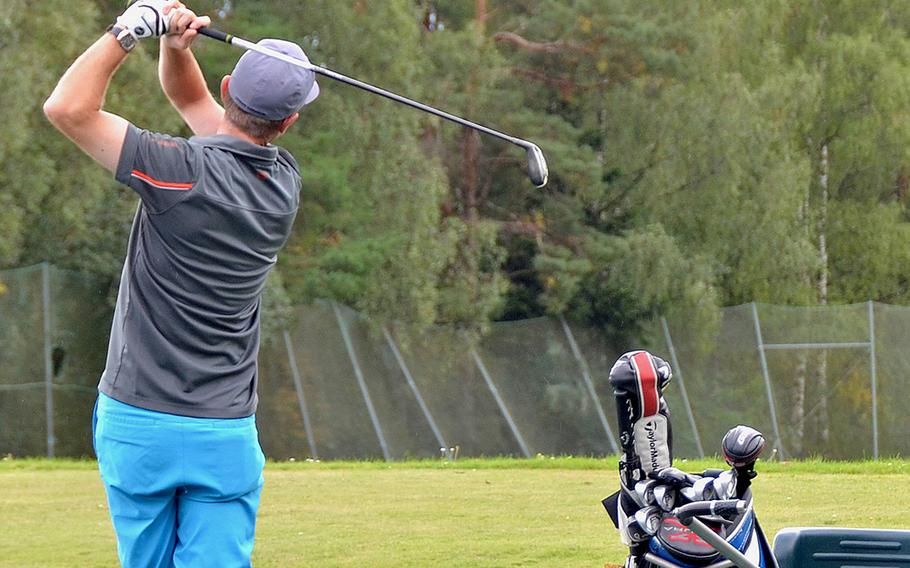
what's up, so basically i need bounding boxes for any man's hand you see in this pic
[116,0,176,40]
[162,2,211,51]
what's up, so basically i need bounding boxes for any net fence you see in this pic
[1,265,906,460]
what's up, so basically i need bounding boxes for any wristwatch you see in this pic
[107,23,137,53]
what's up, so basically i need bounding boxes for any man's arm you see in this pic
[43,34,130,173]
[159,8,224,136]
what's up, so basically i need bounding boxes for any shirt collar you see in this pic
[190,134,279,164]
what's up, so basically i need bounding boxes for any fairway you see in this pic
[2,458,909,567]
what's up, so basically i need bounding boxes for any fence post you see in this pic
[470,348,532,458]
[558,315,618,454]
[283,330,318,460]
[42,262,55,459]
[750,303,785,460]
[382,327,450,458]
[868,301,879,460]
[661,317,705,459]
[332,303,391,461]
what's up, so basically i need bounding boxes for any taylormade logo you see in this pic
[645,421,660,471]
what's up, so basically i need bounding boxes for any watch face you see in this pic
[120,32,137,51]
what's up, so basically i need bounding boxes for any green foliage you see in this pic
[8,0,910,342]
[0,0,184,282]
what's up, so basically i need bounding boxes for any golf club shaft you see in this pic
[685,519,757,568]
[197,27,530,150]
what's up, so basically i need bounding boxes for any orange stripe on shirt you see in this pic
[131,169,194,190]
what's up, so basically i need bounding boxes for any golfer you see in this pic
[43,1,317,565]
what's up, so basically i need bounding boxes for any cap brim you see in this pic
[303,81,320,106]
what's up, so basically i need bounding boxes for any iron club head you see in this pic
[712,471,736,500]
[653,485,676,512]
[634,479,659,507]
[692,477,716,501]
[525,143,549,188]
[634,506,663,536]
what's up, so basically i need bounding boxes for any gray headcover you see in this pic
[634,414,671,475]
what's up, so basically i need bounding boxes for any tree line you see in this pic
[4,0,910,346]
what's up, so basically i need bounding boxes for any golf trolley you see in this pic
[602,351,910,568]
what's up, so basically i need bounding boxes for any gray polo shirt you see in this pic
[99,125,300,418]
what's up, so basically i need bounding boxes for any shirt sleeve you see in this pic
[115,125,201,214]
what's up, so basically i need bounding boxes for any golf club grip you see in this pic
[198,27,232,44]
[674,500,746,524]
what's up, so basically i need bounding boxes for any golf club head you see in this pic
[653,485,676,512]
[634,479,659,507]
[722,425,766,468]
[680,487,699,502]
[624,514,653,543]
[653,467,700,488]
[712,471,736,500]
[634,506,663,536]
[692,477,716,501]
[525,143,549,188]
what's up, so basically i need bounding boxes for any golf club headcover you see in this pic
[610,350,674,490]
[722,424,765,498]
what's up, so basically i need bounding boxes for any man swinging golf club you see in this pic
[43,1,317,565]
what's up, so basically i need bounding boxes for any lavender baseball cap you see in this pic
[228,39,320,121]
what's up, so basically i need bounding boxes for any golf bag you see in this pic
[602,350,779,568]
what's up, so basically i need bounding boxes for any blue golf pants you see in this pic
[93,393,265,568]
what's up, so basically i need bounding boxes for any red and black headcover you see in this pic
[609,350,674,485]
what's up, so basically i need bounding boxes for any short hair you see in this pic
[223,91,287,142]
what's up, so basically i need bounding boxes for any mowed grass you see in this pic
[2,457,910,567]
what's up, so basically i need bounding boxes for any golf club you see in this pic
[653,485,676,512]
[633,506,663,536]
[198,27,550,188]
[722,425,765,498]
[712,470,736,500]
[691,477,716,501]
[653,467,700,488]
[634,479,659,507]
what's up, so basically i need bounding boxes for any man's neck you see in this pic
[216,119,269,146]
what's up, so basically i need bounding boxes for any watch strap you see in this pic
[107,23,137,52]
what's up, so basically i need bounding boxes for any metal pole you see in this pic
[558,315,619,453]
[661,317,705,459]
[750,303,785,460]
[332,303,391,461]
[382,327,450,457]
[470,348,532,458]
[42,262,55,459]
[283,330,318,460]
[868,301,879,460]
[762,341,870,350]
[684,518,757,568]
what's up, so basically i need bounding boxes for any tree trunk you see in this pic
[818,144,829,305]
[476,0,487,34]
[791,351,807,456]
[816,144,830,445]
[460,129,481,222]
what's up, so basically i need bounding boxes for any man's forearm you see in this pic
[44,33,131,172]
[159,39,223,135]
[159,42,211,108]
[44,34,128,125]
